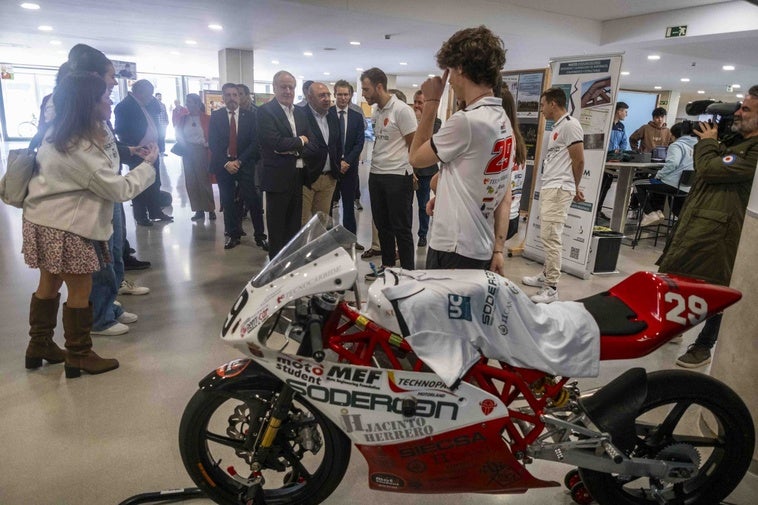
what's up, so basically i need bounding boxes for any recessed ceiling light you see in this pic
[350,41,360,46]
[732,84,741,89]
[736,94,744,98]
[654,86,662,90]
[428,74,435,77]
[723,65,735,71]
[303,51,313,56]
[185,40,197,45]
[412,84,418,87]
[620,71,630,76]
[271,60,279,64]
[330,82,335,85]
[208,24,223,31]
[647,55,660,60]
[49,40,61,45]
[20,3,40,10]
[355,67,364,72]
[298,75,304,79]
[680,78,690,82]
[399,62,408,65]
[697,90,705,94]
[37,25,53,31]
[323,72,330,76]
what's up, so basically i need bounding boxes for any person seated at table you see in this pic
[633,122,696,227]
[630,106,673,153]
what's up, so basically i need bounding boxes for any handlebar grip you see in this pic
[309,319,325,362]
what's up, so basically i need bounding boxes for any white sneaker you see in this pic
[119,279,150,295]
[113,300,122,307]
[531,286,558,304]
[640,212,662,227]
[522,273,546,287]
[91,322,129,336]
[117,311,138,324]
[657,210,666,221]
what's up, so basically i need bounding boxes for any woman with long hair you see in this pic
[175,93,216,221]
[22,72,157,378]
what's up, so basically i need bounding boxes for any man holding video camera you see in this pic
[658,85,758,368]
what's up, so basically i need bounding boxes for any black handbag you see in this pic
[170,142,186,157]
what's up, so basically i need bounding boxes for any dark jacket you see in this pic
[657,135,758,285]
[303,106,342,187]
[114,94,154,169]
[208,107,259,174]
[257,99,323,193]
[330,106,365,177]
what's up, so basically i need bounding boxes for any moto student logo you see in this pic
[448,294,472,321]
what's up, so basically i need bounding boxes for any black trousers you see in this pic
[266,188,302,259]
[426,247,490,270]
[132,160,162,221]
[335,170,358,234]
[217,166,266,240]
[369,172,414,270]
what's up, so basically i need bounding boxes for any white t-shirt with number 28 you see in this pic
[429,96,514,261]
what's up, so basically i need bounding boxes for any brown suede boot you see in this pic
[62,303,119,378]
[25,293,66,369]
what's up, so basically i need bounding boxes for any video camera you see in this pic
[682,99,741,140]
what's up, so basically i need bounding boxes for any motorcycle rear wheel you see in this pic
[179,376,351,505]
[580,370,754,505]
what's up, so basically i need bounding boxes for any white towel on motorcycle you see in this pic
[380,268,600,387]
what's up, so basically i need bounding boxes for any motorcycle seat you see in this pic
[578,292,647,336]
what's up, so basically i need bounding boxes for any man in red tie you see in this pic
[209,82,267,250]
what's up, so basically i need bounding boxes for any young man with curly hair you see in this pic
[409,26,513,275]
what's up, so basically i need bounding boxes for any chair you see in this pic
[631,170,694,249]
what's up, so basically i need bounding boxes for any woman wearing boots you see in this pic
[22,72,158,378]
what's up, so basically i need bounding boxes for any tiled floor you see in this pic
[0,151,753,504]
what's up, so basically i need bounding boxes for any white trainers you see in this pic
[113,300,122,307]
[640,212,662,227]
[119,280,150,295]
[657,210,666,221]
[91,322,129,336]
[531,286,558,304]
[522,273,546,287]
[117,311,138,324]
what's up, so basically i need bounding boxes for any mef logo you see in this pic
[448,294,472,321]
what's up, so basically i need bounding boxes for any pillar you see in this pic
[218,48,254,86]
[710,163,758,470]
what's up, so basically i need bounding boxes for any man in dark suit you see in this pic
[258,71,323,258]
[114,79,172,226]
[208,82,267,250]
[331,80,366,236]
[302,82,342,225]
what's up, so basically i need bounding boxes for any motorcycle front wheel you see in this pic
[580,369,754,505]
[179,375,351,505]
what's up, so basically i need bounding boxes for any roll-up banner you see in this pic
[523,54,623,279]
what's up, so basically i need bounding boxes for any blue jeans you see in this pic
[90,203,124,331]
[415,174,433,238]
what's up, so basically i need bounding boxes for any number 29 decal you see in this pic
[484,137,513,175]
[664,292,708,326]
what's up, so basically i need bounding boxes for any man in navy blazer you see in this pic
[208,82,266,250]
[258,71,324,258]
[331,80,366,235]
[302,82,342,226]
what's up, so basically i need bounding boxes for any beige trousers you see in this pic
[302,173,337,226]
[539,187,574,286]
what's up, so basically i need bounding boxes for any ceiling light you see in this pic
[355,67,363,72]
[412,84,418,87]
[298,75,304,79]
[654,86,662,90]
[647,55,660,60]
[185,40,197,45]
[723,65,735,71]
[208,24,223,31]
[323,72,330,76]
[49,40,61,45]
[37,25,53,31]
[680,78,690,82]
[330,82,335,85]
[303,51,313,56]
[20,3,40,10]
[732,84,741,89]
[271,60,279,64]
[399,62,408,65]
[428,74,435,77]
[697,90,705,94]
[350,41,360,46]
[620,71,630,76]
[736,94,744,98]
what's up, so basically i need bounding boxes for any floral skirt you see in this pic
[22,219,109,275]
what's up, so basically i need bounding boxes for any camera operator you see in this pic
[657,85,758,368]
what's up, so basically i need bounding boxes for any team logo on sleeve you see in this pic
[553,132,559,141]
[722,155,736,165]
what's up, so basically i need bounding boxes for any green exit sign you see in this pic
[666,25,687,38]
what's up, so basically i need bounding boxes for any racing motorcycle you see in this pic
[179,214,754,505]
